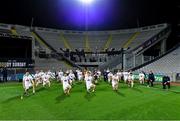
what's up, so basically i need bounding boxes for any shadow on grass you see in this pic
[131,87,143,93]
[2,95,21,103]
[75,81,83,85]
[120,85,129,89]
[55,93,69,103]
[72,88,84,93]
[168,90,180,94]
[84,92,96,101]
[97,87,109,92]
[115,91,126,97]
[35,87,46,93]
[2,92,36,103]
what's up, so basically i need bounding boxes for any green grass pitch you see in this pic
[1,81,180,120]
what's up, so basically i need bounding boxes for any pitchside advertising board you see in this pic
[133,73,163,82]
[0,60,34,68]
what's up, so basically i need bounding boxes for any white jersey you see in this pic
[108,72,113,82]
[112,75,119,87]
[108,72,113,79]
[23,75,33,90]
[34,73,40,80]
[38,72,45,77]
[139,73,145,80]
[77,71,83,80]
[69,73,75,80]
[117,72,122,80]
[85,75,93,90]
[58,71,64,80]
[42,74,51,82]
[128,74,134,81]
[47,71,55,79]
[123,72,129,81]
[68,73,75,84]
[61,76,71,90]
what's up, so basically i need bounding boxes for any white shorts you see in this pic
[63,83,71,91]
[78,76,83,80]
[86,83,94,91]
[124,77,128,81]
[43,79,50,84]
[139,77,144,81]
[108,78,111,83]
[112,82,118,88]
[24,81,32,90]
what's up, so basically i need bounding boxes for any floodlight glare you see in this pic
[79,0,94,4]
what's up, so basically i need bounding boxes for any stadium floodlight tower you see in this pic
[79,0,94,5]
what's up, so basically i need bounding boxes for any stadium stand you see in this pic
[35,58,71,70]
[127,29,162,49]
[0,23,171,71]
[0,24,12,34]
[34,24,167,53]
[135,45,180,81]
[60,33,72,50]
[35,28,65,51]
[64,33,86,50]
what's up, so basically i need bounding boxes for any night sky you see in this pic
[0,0,179,30]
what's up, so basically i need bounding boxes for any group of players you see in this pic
[22,69,146,97]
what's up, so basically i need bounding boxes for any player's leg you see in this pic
[67,85,71,95]
[139,79,142,84]
[92,84,96,92]
[131,80,134,88]
[47,80,51,87]
[142,78,145,84]
[32,80,36,94]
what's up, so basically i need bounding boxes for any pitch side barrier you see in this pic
[0,73,23,81]
[133,73,164,82]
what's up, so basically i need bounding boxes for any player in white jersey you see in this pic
[61,73,71,95]
[68,70,75,85]
[42,72,51,87]
[128,72,134,88]
[112,74,119,91]
[34,70,40,85]
[22,72,35,96]
[84,71,96,93]
[116,70,122,81]
[77,70,83,81]
[123,71,129,83]
[47,70,55,80]
[108,72,113,84]
[139,72,145,84]
[36,70,45,86]
[58,70,64,82]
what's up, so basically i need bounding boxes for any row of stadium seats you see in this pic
[35,58,72,70]
[0,23,166,53]
[34,26,165,52]
[136,46,180,81]
[0,23,169,71]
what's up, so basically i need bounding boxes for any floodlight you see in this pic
[79,0,94,4]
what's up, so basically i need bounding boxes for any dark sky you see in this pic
[0,0,179,30]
